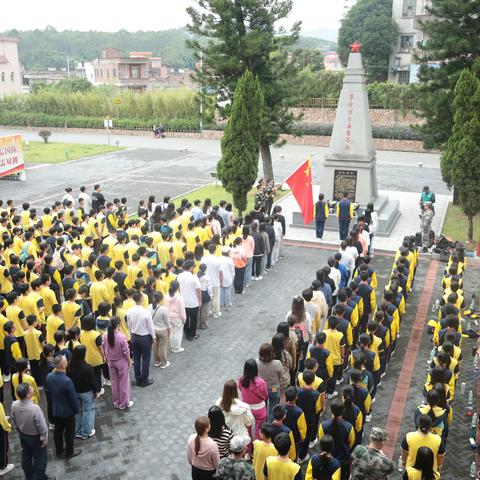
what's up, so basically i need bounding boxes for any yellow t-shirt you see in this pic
[125,265,142,290]
[40,286,58,317]
[6,304,26,337]
[323,329,344,366]
[405,467,440,480]
[90,281,110,313]
[404,431,442,471]
[12,373,40,404]
[265,456,300,480]
[24,328,44,361]
[61,301,81,330]
[46,314,65,345]
[0,313,8,350]
[253,440,277,480]
[80,330,103,367]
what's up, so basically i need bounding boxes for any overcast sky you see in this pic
[0,0,343,33]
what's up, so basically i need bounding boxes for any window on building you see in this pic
[400,35,414,51]
[402,0,416,16]
[130,65,140,79]
[398,70,410,84]
[10,72,14,81]
[1,72,4,82]
[112,68,117,78]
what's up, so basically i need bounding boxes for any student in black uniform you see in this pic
[315,194,329,240]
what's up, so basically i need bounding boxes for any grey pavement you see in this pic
[2,245,476,479]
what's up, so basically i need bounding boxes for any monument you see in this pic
[292,43,400,236]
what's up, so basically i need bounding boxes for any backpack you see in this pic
[19,242,31,264]
[52,248,65,271]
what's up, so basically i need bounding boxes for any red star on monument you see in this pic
[350,42,361,53]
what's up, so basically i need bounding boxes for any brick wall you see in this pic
[290,107,423,127]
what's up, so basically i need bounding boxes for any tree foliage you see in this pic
[337,0,398,82]
[415,0,480,149]
[293,49,324,72]
[218,71,260,214]
[444,71,480,241]
[187,0,302,181]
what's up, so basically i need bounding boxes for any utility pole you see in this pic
[66,56,71,78]
[199,50,204,136]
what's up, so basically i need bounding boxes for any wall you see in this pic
[0,39,22,97]
[290,107,423,127]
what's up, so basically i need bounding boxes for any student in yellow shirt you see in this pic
[0,399,12,475]
[137,247,153,281]
[253,423,278,480]
[12,357,40,404]
[103,268,118,306]
[46,304,65,346]
[264,432,302,480]
[172,231,186,261]
[323,316,345,399]
[96,302,111,334]
[5,291,27,345]
[80,315,106,390]
[161,262,177,289]
[3,322,22,377]
[61,289,82,330]
[39,275,59,318]
[23,315,45,386]
[112,296,130,341]
[90,270,110,314]
[157,232,174,268]
[29,279,46,325]
[124,254,143,291]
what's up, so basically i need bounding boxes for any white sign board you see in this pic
[0,135,25,178]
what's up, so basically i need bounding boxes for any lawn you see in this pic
[442,203,480,246]
[23,141,123,164]
[175,183,291,214]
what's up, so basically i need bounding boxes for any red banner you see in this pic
[285,158,314,224]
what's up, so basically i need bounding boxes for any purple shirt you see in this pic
[103,331,130,363]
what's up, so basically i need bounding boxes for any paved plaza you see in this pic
[0,244,476,479]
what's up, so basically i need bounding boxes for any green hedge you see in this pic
[0,111,424,141]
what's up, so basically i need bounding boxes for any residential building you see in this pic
[388,0,431,83]
[323,52,343,71]
[0,36,22,96]
[90,49,168,91]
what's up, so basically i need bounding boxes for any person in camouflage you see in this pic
[215,436,255,480]
[421,203,434,252]
[255,180,266,210]
[350,427,394,480]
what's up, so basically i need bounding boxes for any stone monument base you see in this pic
[291,193,400,237]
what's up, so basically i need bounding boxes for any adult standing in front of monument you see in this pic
[420,186,435,213]
[337,192,354,241]
[315,193,329,240]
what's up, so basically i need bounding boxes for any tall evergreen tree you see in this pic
[441,69,478,189]
[445,73,480,241]
[187,0,301,181]
[337,0,398,81]
[217,73,258,215]
[416,0,480,149]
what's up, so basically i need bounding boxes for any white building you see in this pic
[388,0,431,83]
[0,36,22,97]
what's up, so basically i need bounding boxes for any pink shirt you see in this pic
[238,376,268,406]
[187,434,220,471]
[164,293,186,324]
[241,236,254,258]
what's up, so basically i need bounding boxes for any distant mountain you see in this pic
[3,26,337,71]
[302,27,338,43]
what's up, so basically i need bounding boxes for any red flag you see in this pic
[285,158,314,224]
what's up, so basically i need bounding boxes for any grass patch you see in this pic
[23,141,124,164]
[175,183,290,214]
[442,203,480,247]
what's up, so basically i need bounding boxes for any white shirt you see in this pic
[127,305,155,339]
[201,254,222,288]
[177,271,201,308]
[369,212,379,234]
[79,192,91,211]
[360,229,371,248]
[329,266,341,295]
[273,221,283,240]
[219,255,235,287]
[62,193,75,208]
[346,246,358,271]
[199,274,213,297]
[338,249,353,272]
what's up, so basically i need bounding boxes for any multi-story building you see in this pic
[0,36,22,96]
[90,49,168,91]
[388,0,431,83]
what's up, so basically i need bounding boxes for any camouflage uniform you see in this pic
[215,457,255,480]
[350,444,395,480]
[255,188,266,210]
[421,207,434,248]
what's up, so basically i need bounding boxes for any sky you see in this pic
[0,0,343,34]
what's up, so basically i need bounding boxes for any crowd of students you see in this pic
[399,243,469,479]
[188,228,441,480]
[0,186,287,478]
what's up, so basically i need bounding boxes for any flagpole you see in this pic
[280,154,315,185]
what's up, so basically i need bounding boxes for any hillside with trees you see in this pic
[2,26,336,71]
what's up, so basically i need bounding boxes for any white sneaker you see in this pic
[154,362,161,367]
[127,400,134,408]
[160,361,170,369]
[0,463,14,475]
[99,388,105,396]
[103,379,111,387]
[309,439,318,449]
[365,414,372,423]
[87,429,95,438]
[327,391,339,399]
[298,454,310,464]
[2,375,10,383]
[372,397,376,404]
[173,348,185,353]
[336,378,344,385]
[49,423,55,431]
[257,276,263,280]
